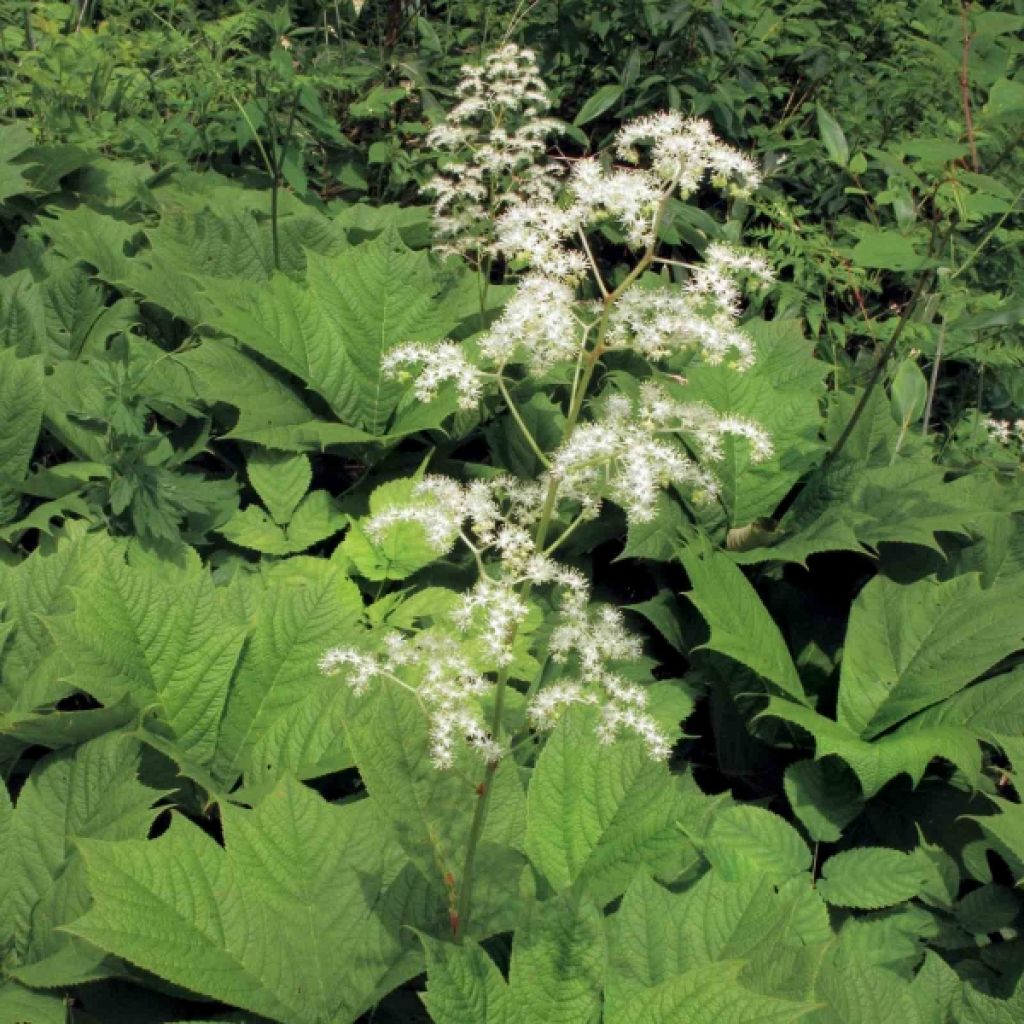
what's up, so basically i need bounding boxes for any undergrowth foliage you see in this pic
[0,4,1022,1024]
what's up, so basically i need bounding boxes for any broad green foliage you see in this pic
[0,0,1022,1020]
[210,227,469,435]
[68,778,417,1024]
[524,708,687,904]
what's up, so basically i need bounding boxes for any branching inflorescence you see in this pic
[324,45,774,775]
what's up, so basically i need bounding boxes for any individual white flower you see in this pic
[479,275,580,371]
[382,341,485,409]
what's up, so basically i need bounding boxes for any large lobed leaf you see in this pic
[209,226,470,434]
[67,777,417,1024]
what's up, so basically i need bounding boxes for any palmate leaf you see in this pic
[0,270,48,355]
[757,567,1021,797]
[58,550,246,768]
[524,706,685,905]
[0,734,162,986]
[759,698,983,798]
[967,798,1024,883]
[67,778,418,1024]
[816,848,929,909]
[0,528,102,716]
[209,226,466,434]
[838,574,1024,739]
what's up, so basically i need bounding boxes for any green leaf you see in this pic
[814,958,924,1024]
[683,319,827,525]
[680,542,806,704]
[341,477,445,581]
[784,759,863,843]
[507,896,605,1024]
[420,935,510,1024]
[247,450,311,525]
[0,734,161,984]
[955,977,1024,1024]
[850,229,928,271]
[0,124,35,205]
[703,805,811,882]
[608,870,830,1016]
[524,707,684,905]
[219,490,345,555]
[817,105,850,166]
[343,680,527,929]
[619,962,811,1024]
[968,798,1024,883]
[59,553,246,768]
[760,698,983,798]
[838,574,1024,739]
[214,562,363,784]
[817,848,928,909]
[0,349,44,500]
[573,83,624,126]
[44,205,137,282]
[68,778,417,1024]
[0,529,101,713]
[0,982,66,1024]
[983,78,1024,121]
[210,227,465,433]
[0,271,48,356]
[891,359,928,426]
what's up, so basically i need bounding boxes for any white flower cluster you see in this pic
[492,114,764,276]
[322,473,671,767]
[478,275,579,372]
[381,341,484,410]
[984,416,1024,455]
[616,112,761,197]
[549,385,773,523]
[425,44,561,263]
[320,632,499,769]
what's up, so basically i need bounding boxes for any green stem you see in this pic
[827,271,931,464]
[497,374,551,468]
[455,214,666,937]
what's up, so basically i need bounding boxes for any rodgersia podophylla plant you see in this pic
[323,44,774,930]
